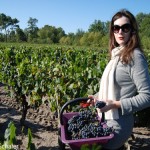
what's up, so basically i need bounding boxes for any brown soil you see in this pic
[0,83,150,150]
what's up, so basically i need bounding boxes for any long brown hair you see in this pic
[109,9,142,64]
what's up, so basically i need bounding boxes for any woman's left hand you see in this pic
[97,100,121,113]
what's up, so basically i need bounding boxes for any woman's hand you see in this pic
[97,100,121,113]
[87,95,98,106]
[88,96,121,113]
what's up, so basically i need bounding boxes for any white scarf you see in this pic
[98,46,124,120]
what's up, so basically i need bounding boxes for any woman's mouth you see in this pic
[118,37,124,40]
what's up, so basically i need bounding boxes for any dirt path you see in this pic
[0,83,59,150]
[0,83,150,150]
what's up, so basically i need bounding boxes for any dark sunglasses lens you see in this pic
[113,25,120,33]
[122,24,131,33]
[113,24,131,33]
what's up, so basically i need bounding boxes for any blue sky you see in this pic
[0,0,149,34]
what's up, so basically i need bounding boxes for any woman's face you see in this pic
[113,16,131,46]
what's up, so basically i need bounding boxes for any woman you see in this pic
[89,9,150,150]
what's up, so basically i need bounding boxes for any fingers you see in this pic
[96,108,101,113]
[87,98,92,103]
[96,105,108,113]
[87,95,94,101]
[87,100,94,106]
[88,96,102,107]
[88,95,94,99]
[96,108,102,118]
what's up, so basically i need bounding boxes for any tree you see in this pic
[0,13,12,41]
[136,13,147,27]
[37,25,65,44]
[56,27,66,42]
[80,32,90,46]
[74,29,85,45]
[16,28,27,42]
[88,20,107,35]
[137,13,150,37]
[26,17,39,42]
[8,18,19,42]
[0,33,4,41]
[59,36,72,45]
[105,21,110,34]
[10,18,19,31]
[60,32,75,45]
[0,13,20,42]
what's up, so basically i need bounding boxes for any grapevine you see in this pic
[0,45,108,124]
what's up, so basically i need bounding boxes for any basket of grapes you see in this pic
[58,97,114,150]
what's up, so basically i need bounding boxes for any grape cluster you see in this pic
[67,108,113,140]
[95,101,106,109]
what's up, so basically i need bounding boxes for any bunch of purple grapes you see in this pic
[67,108,113,140]
[95,101,106,109]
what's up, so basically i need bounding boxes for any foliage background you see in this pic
[0,12,150,50]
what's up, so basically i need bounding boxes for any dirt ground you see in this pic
[0,83,150,150]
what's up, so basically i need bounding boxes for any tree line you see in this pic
[0,12,150,49]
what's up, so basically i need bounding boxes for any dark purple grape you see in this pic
[95,101,106,108]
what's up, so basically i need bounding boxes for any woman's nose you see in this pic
[118,28,123,34]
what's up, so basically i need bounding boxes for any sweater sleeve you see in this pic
[120,50,150,115]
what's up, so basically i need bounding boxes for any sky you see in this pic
[0,0,150,34]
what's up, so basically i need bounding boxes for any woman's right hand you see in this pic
[88,95,103,118]
[87,95,98,106]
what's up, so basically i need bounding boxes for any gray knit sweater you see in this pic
[101,48,150,149]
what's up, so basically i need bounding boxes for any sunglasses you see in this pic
[112,23,132,33]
